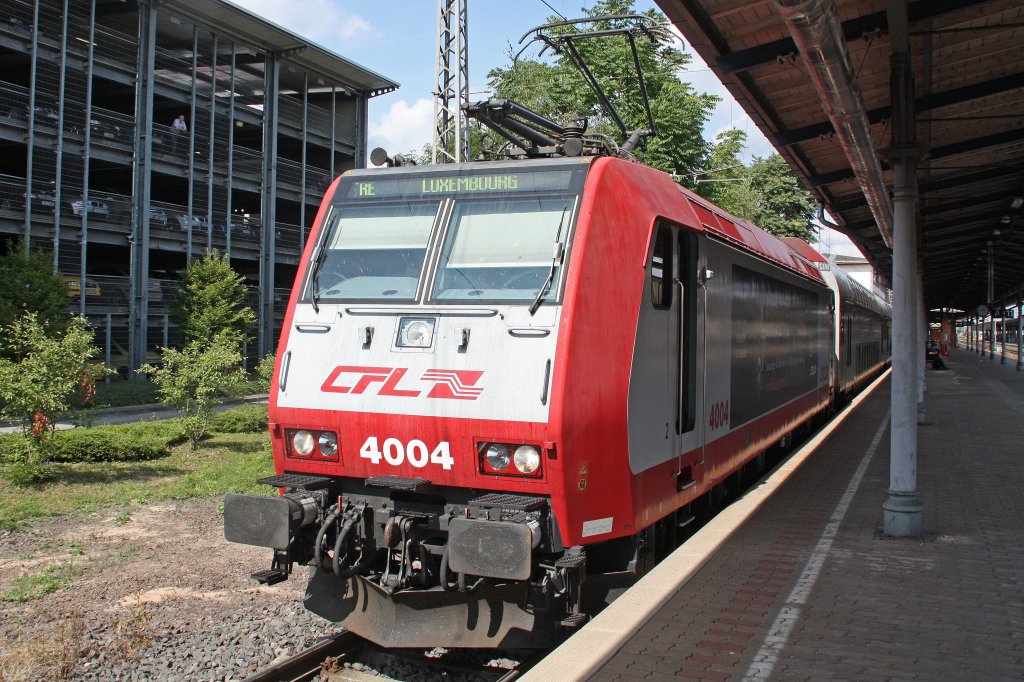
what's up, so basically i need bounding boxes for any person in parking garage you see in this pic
[171,114,187,152]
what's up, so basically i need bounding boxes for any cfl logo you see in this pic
[321,366,484,401]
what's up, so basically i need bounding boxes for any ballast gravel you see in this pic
[0,498,342,681]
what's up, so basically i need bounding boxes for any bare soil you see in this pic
[0,497,338,681]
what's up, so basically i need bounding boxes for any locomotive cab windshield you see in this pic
[303,161,587,308]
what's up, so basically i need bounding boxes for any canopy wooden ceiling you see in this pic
[655,0,1024,313]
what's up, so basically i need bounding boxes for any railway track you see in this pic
[243,632,364,682]
[243,631,545,682]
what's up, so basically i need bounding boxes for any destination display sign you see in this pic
[343,169,578,200]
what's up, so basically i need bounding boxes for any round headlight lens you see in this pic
[292,430,315,456]
[318,432,339,457]
[399,319,434,348]
[513,445,541,474]
[484,444,510,471]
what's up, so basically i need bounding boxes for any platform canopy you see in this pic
[655,0,1024,313]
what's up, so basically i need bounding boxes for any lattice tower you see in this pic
[432,0,469,163]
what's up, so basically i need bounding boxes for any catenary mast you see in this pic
[432,0,470,163]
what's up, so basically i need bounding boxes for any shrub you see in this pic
[2,437,54,487]
[0,313,105,440]
[0,421,184,464]
[208,404,268,434]
[46,422,184,462]
[88,380,160,409]
[256,353,276,392]
[142,337,247,449]
[222,377,267,399]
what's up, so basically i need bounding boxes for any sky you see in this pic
[226,0,861,256]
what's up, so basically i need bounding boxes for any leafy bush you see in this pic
[88,381,160,409]
[2,437,54,487]
[141,337,247,449]
[47,423,184,462]
[208,404,268,434]
[256,354,276,392]
[0,313,106,439]
[222,377,268,398]
[1,421,184,464]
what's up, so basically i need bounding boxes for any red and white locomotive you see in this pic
[224,152,889,648]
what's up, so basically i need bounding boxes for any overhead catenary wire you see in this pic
[539,0,568,21]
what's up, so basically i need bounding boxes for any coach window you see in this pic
[650,225,673,309]
[845,312,853,366]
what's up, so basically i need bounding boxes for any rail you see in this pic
[242,631,364,682]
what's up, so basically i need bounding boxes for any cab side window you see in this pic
[650,225,673,309]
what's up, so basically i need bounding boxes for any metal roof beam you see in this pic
[920,192,1007,217]
[775,72,1024,146]
[715,0,988,75]
[808,167,856,187]
[814,129,1024,189]
[832,162,1024,211]
[928,127,1024,160]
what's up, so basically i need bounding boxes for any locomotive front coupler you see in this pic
[223,474,335,584]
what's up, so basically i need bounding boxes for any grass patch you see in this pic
[0,616,82,681]
[0,432,274,529]
[114,545,139,564]
[2,562,78,602]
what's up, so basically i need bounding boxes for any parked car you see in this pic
[61,275,101,297]
[213,220,256,240]
[71,198,110,217]
[233,217,258,239]
[175,213,209,231]
[149,207,169,226]
[23,191,56,210]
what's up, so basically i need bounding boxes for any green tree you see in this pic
[0,238,68,356]
[697,128,758,218]
[141,337,246,449]
[747,154,817,241]
[172,251,256,350]
[0,313,100,441]
[486,0,718,181]
[697,130,817,240]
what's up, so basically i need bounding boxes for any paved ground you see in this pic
[0,395,267,435]
[534,349,1024,681]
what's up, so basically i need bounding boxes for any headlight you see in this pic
[484,444,510,471]
[318,432,339,457]
[292,430,315,456]
[397,317,435,348]
[513,445,541,474]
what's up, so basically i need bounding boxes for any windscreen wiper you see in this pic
[308,243,329,313]
[529,204,568,316]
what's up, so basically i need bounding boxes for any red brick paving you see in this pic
[592,352,1024,681]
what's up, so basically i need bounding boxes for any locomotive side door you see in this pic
[626,221,698,476]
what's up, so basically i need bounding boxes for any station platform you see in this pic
[526,349,1024,681]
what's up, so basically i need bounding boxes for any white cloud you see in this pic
[226,0,376,47]
[368,97,434,157]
